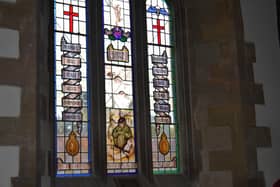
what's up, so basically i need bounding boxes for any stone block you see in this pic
[0,146,19,187]
[219,41,235,60]
[195,42,220,65]
[11,177,35,187]
[244,42,256,63]
[248,127,271,148]
[55,177,109,187]
[0,0,16,3]
[208,151,233,170]
[248,171,265,187]
[254,84,265,105]
[207,81,239,105]
[242,105,256,125]
[241,83,264,105]
[193,97,208,129]
[0,28,19,59]
[0,85,21,117]
[115,178,140,187]
[208,105,238,126]
[203,126,232,151]
[200,21,234,42]
[154,175,191,187]
[199,171,233,187]
[41,176,51,187]
[200,150,210,171]
[208,63,236,81]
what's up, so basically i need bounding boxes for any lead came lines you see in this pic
[60,36,83,148]
[152,51,171,126]
[147,2,179,171]
[55,0,91,175]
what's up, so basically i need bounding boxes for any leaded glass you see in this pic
[103,0,137,174]
[54,0,91,176]
[146,0,180,174]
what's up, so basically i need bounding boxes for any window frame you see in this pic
[49,0,193,185]
[277,0,280,45]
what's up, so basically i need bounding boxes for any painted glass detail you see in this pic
[103,0,137,174]
[146,0,180,174]
[54,0,91,176]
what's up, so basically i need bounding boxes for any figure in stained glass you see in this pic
[106,110,135,161]
[113,4,122,26]
[104,0,130,42]
[112,117,133,150]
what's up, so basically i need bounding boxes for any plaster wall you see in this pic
[240,0,280,186]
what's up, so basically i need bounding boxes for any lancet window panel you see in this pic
[103,0,137,174]
[146,0,180,174]
[54,0,91,176]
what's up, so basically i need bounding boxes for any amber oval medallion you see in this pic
[65,131,79,156]
[159,131,170,155]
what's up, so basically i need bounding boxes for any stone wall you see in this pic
[0,0,39,186]
[185,0,270,187]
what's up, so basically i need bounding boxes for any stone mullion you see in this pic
[90,0,106,178]
[131,0,153,182]
[172,0,191,176]
[37,0,54,186]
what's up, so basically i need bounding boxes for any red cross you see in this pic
[64,5,79,33]
[152,19,165,45]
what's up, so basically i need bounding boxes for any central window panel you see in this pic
[103,0,137,174]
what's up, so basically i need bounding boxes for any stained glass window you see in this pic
[146,0,180,174]
[53,0,183,177]
[103,0,137,174]
[54,0,91,176]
